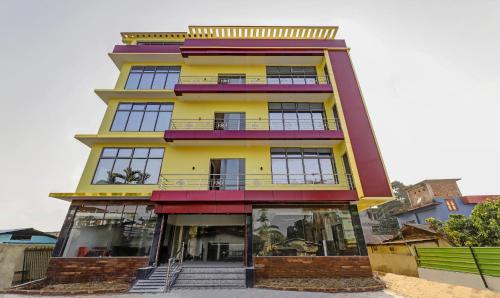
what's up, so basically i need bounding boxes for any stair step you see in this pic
[178,273,245,280]
[181,268,245,274]
[175,279,246,286]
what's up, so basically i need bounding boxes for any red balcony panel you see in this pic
[113,44,182,54]
[155,203,251,214]
[164,130,344,142]
[182,38,347,49]
[152,190,358,204]
[215,190,246,202]
[174,83,333,96]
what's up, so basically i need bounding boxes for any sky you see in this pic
[0,0,499,231]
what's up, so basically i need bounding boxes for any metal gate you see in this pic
[20,247,53,284]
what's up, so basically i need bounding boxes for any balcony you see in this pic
[158,173,354,191]
[164,118,343,146]
[151,173,356,213]
[174,75,333,101]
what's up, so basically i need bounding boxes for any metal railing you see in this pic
[159,173,355,190]
[178,75,330,85]
[165,241,184,292]
[169,118,341,131]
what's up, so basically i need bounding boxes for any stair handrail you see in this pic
[164,241,184,292]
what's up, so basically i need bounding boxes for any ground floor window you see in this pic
[62,202,157,257]
[252,207,359,256]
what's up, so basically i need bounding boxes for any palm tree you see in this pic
[116,167,142,184]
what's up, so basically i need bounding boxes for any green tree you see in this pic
[427,199,500,246]
[391,180,410,206]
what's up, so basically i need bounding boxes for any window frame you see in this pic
[91,147,165,185]
[109,102,174,132]
[270,148,338,185]
[268,102,327,131]
[124,66,181,90]
[445,199,458,211]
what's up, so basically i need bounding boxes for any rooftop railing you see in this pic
[177,75,330,85]
[158,173,354,191]
[169,118,341,131]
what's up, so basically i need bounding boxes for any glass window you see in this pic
[62,202,157,257]
[124,66,181,90]
[266,66,317,84]
[271,148,338,185]
[110,103,173,132]
[268,103,326,131]
[253,207,359,257]
[92,147,164,185]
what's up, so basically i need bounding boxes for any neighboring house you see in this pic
[0,229,55,289]
[0,228,57,244]
[395,179,498,226]
[47,25,394,288]
[366,223,452,277]
[360,199,407,237]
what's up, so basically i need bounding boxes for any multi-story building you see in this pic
[49,26,393,289]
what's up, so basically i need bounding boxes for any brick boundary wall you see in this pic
[254,256,373,279]
[46,257,148,283]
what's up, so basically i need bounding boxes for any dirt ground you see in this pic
[380,273,500,298]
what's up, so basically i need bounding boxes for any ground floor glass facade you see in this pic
[252,207,359,256]
[62,202,157,257]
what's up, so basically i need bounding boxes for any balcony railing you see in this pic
[158,173,355,190]
[177,75,330,85]
[169,118,341,131]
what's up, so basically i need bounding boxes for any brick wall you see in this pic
[427,181,461,197]
[46,257,148,283]
[254,256,372,279]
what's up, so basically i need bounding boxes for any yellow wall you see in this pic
[75,56,361,198]
[76,143,351,193]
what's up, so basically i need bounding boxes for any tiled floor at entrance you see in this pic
[181,261,244,267]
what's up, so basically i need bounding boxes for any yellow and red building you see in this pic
[50,26,393,287]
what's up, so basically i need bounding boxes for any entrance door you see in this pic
[161,215,245,263]
[209,159,245,190]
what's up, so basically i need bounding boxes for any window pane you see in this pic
[319,159,336,184]
[133,148,149,158]
[304,159,321,184]
[132,104,146,111]
[269,112,283,130]
[151,73,167,89]
[155,112,171,131]
[287,159,304,183]
[130,159,147,184]
[138,72,154,89]
[252,207,359,257]
[160,104,173,111]
[298,113,313,130]
[118,148,133,157]
[271,159,288,184]
[102,148,118,158]
[144,159,162,184]
[283,113,298,130]
[149,148,164,158]
[63,203,157,257]
[125,111,143,131]
[312,112,325,130]
[165,72,179,89]
[125,73,141,90]
[93,159,115,184]
[112,159,131,184]
[118,103,133,110]
[111,111,129,131]
[146,104,160,111]
[141,112,158,131]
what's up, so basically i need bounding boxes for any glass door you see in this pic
[209,159,245,190]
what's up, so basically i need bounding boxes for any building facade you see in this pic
[49,26,393,286]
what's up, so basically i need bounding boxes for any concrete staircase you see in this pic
[129,266,179,293]
[172,265,246,289]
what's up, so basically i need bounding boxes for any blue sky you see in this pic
[0,0,499,230]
